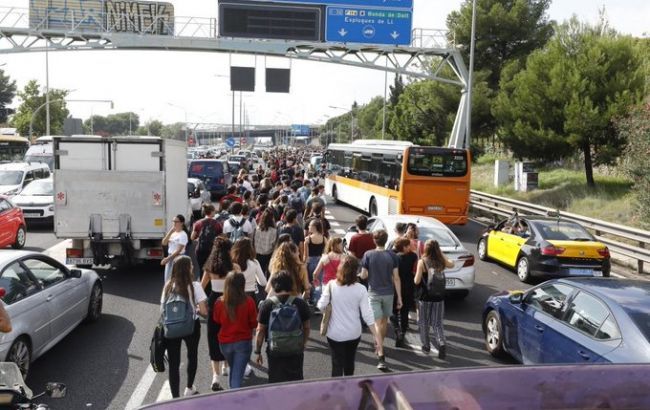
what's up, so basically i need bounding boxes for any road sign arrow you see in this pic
[390,31,400,40]
[338,28,348,37]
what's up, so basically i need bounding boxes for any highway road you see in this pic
[23,203,530,409]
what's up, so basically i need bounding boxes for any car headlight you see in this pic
[48,205,54,211]
[2,188,20,196]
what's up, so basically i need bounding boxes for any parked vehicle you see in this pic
[10,178,54,223]
[187,177,211,221]
[23,136,56,171]
[482,277,650,364]
[0,162,51,197]
[343,214,475,298]
[0,362,66,408]
[187,159,232,199]
[0,250,103,377]
[0,196,26,249]
[477,214,611,282]
[53,136,188,267]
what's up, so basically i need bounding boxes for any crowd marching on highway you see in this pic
[157,148,453,397]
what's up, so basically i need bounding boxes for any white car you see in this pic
[0,162,51,197]
[343,215,476,298]
[10,178,54,223]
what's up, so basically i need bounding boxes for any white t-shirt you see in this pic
[241,180,254,193]
[242,259,268,293]
[167,231,188,256]
[316,282,375,342]
[160,282,208,320]
[223,215,254,236]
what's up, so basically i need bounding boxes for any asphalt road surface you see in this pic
[23,203,530,409]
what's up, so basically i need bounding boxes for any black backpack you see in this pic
[423,258,446,301]
[197,219,219,254]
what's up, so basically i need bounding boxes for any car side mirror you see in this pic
[69,269,82,278]
[45,382,67,399]
[509,291,524,304]
[348,225,358,233]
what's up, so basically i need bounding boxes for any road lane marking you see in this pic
[125,365,157,410]
[43,239,70,264]
[332,228,346,235]
[156,381,172,403]
[329,221,340,227]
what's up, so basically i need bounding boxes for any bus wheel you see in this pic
[369,197,378,217]
[332,185,341,204]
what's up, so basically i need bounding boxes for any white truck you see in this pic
[53,136,188,267]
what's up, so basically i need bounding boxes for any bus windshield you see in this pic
[407,147,468,177]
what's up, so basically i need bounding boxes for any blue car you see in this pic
[482,278,650,364]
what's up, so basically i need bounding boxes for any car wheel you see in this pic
[517,256,531,283]
[332,185,341,204]
[86,282,103,322]
[11,226,26,249]
[484,311,505,358]
[477,238,489,261]
[369,197,378,217]
[7,337,31,378]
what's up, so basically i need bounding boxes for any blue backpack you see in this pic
[162,288,195,339]
[267,296,304,356]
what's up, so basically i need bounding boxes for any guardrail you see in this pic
[470,190,650,274]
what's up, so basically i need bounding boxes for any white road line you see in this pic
[43,239,70,264]
[611,271,624,278]
[333,228,346,235]
[125,366,158,410]
[329,221,341,227]
[156,380,172,403]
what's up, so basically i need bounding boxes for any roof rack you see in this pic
[352,140,415,147]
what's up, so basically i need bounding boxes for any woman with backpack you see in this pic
[161,256,208,397]
[191,204,222,277]
[316,255,381,377]
[414,239,454,359]
[201,237,241,391]
[266,242,310,299]
[253,208,277,278]
[213,272,258,389]
[161,214,189,283]
[303,219,327,305]
[392,237,418,348]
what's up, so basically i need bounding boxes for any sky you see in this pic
[1,0,648,129]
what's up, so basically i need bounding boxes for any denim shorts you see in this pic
[369,294,394,320]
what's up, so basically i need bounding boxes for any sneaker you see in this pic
[183,386,199,396]
[377,355,388,371]
[222,364,229,376]
[438,345,446,360]
[244,363,253,378]
[421,345,430,353]
[211,377,223,392]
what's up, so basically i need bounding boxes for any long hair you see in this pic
[259,208,275,231]
[423,239,445,272]
[325,237,343,254]
[336,255,359,286]
[223,271,247,321]
[175,214,189,237]
[206,237,234,278]
[164,255,194,300]
[270,242,302,293]
[308,219,323,235]
[231,237,255,271]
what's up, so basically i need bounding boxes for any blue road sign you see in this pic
[325,6,412,45]
[225,137,236,148]
[291,124,311,136]
[258,0,413,10]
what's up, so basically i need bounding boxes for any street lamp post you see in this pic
[466,0,478,148]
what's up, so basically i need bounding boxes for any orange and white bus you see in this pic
[324,140,471,225]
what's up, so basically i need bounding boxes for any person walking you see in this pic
[201,237,240,391]
[311,236,343,302]
[414,239,454,359]
[317,256,381,377]
[348,215,375,260]
[266,242,310,299]
[161,215,189,283]
[255,270,311,383]
[392,237,418,348]
[303,219,327,305]
[278,209,305,260]
[190,204,222,276]
[359,229,401,371]
[253,208,277,278]
[231,238,267,299]
[161,256,208,397]
[223,202,254,241]
[213,272,258,389]
[304,202,330,238]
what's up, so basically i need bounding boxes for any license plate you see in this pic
[23,212,40,217]
[592,270,603,277]
[66,258,94,266]
[569,268,593,276]
[428,205,444,212]
[445,278,455,287]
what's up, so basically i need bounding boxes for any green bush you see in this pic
[620,102,650,228]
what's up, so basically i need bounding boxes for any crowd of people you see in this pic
[157,148,452,397]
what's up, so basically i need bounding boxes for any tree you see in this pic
[11,80,69,137]
[389,74,405,107]
[356,96,384,139]
[137,119,164,136]
[493,18,646,187]
[83,112,139,136]
[0,70,17,124]
[620,100,650,227]
[161,122,186,140]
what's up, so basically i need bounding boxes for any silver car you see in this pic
[343,215,476,298]
[0,251,102,377]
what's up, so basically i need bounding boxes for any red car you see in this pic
[0,195,26,249]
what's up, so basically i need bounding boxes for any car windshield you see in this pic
[534,220,594,241]
[623,305,650,343]
[20,179,53,196]
[0,171,22,185]
[417,226,459,247]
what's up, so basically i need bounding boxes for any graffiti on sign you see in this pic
[29,0,174,35]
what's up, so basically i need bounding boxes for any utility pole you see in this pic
[45,45,50,136]
[467,0,478,148]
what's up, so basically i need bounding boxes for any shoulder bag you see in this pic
[319,281,334,336]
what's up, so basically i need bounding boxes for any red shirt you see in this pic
[192,218,222,239]
[213,296,258,344]
[348,232,375,260]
